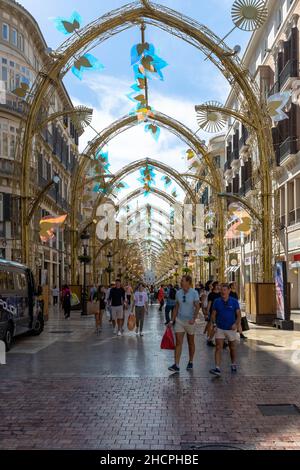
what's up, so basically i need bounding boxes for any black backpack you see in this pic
[169,287,176,300]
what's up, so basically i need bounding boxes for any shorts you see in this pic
[111,306,124,321]
[174,318,196,336]
[215,328,237,342]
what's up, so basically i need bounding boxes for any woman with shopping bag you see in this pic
[131,283,148,337]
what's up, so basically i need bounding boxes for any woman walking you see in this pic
[132,283,148,337]
[95,285,106,334]
[62,285,71,319]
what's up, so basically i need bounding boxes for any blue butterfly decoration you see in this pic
[54,11,82,35]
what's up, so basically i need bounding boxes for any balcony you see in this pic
[244,178,253,194]
[268,81,280,97]
[279,137,298,163]
[279,59,299,90]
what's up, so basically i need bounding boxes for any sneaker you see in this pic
[140,332,144,337]
[117,331,122,337]
[207,340,215,347]
[168,364,180,373]
[113,327,117,334]
[135,327,139,335]
[209,367,221,377]
[240,333,247,340]
[231,365,237,373]
[186,362,193,371]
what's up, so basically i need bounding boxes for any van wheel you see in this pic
[4,324,14,351]
[31,315,44,336]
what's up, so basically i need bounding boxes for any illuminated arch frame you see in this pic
[20,0,274,281]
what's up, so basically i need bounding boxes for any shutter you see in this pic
[277,51,284,80]
[291,27,299,75]
[284,39,291,66]
[37,153,43,176]
[272,126,280,166]
[3,193,11,221]
[290,103,297,153]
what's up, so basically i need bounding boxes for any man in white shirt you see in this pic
[132,284,148,337]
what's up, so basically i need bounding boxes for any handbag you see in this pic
[241,316,250,332]
[161,327,175,350]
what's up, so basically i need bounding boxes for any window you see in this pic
[15,272,27,292]
[12,29,17,46]
[277,7,283,31]
[2,24,9,41]
[18,33,24,52]
[0,270,15,291]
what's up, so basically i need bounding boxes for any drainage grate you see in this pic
[49,331,73,334]
[258,404,300,416]
[181,443,245,450]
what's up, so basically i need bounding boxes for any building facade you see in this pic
[223,0,300,307]
[0,0,80,289]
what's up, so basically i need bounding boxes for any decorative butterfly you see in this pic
[54,11,82,35]
[40,214,67,243]
[72,53,104,80]
[267,91,291,122]
[145,124,161,141]
[12,81,30,98]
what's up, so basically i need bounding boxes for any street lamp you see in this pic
[106,251,113,285]
[174,261,179,284]
[79,231,90,316]
[205,228,215,280]
[184,252,189,268]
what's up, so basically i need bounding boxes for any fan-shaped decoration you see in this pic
[12,81,30,98]
[54,11,82,35]
[232,0,268,31]
[71,106,93,136]
[196,101,227,133]
[72,53,104,80]
[267,92,291,122]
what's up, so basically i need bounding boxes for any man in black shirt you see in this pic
[108,279,126,336]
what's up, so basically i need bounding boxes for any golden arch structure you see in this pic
[19,0,274,282]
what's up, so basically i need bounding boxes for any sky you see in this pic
[19,0,252,210]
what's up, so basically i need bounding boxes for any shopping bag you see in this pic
[241,316,250,332]
[87,301,99,315]
[161,327,175,350]
[127,314,136,331]
[70,292,80,307]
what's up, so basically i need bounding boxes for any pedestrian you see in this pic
[62,284,71,319]
[52,285,59,306]
[132,283,148,336]
[164,283,177,325]
[125,283,133,307]
[205,281,221,347]
[201,281,212,320]
[209,283,242,377]
[108,279,126,336]
[95,285,106,334]
[157,285,165,312]
[229,282,247,340]
[168,275,200,373]
[150,285,155,305]
[89,284,98,302]
[106,282,114,324]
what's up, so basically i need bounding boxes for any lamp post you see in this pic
[205,228,215,281]
[106,251,113,285]
[174,261,179,284]
[79,231,90,316]
[184,252,189,268]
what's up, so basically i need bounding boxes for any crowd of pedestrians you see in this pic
[56,274,248,377]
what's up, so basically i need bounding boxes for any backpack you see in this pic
[169,287,176,300]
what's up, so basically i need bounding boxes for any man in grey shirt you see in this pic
[167,275,200,373]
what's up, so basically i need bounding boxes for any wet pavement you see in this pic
[1,305,300,450]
